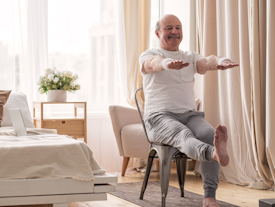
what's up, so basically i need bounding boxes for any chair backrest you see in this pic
[134,87,150,143]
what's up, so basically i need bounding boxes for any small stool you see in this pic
[259,199,275,207]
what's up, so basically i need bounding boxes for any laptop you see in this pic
[9,108,56,137]
[9,108,28,136]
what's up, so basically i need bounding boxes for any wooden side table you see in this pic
[33,102,87,143]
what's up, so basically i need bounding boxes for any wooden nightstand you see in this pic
[33,102,87,143]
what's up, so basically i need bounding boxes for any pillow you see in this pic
[0,90,12,127]
[1,92,35,128]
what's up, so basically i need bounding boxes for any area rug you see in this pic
[109,181,239,207]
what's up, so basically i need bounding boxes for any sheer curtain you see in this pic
[196,0,275,189]
[0,0,48,107]
[121,0,151,170]
[0,1,16,91]
[19,0,48,105]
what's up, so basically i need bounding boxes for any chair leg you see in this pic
[175,157,187,197]
[157,146,176,207]
[140,150,156,199]
[154,159,160,172]
[121,157,130,176]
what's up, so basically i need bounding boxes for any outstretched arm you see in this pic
[141,55,189,74]
[196,55,239,74]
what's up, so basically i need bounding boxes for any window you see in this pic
[0,0,196,113]
[0,1,17,90]
[48,0,127,112]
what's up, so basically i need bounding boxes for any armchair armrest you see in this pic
[109,105,142,156]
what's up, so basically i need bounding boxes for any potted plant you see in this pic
[38,67,80,102]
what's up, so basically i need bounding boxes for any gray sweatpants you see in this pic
[144,110,220,198]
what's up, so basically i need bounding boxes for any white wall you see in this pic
[86,112,123,174]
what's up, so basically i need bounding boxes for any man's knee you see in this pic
[194,127,215,145]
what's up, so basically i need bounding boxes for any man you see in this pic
[139,14,239,207]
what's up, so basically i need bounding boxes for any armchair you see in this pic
[109,105,150,176]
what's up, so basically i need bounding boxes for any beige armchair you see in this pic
[109,105,150,176]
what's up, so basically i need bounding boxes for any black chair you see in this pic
[134,86,190,207]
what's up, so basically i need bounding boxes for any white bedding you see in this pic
[0,127,106,181]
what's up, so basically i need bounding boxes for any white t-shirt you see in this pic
[139,47,203,118]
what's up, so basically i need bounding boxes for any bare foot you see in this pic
[203,197,221,207]
[212,125,229,167]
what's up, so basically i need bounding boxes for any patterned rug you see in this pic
[109,181,239,207]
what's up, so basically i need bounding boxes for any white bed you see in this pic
[0,173,117,207]
[0,92,117,207]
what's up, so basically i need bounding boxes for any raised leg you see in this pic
[121,157,130,176]
[140,149,156,199]
[175,156,187,197]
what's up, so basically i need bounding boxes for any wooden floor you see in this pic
[70,169,274,207]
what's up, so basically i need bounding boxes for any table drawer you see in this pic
[43,120,84,136]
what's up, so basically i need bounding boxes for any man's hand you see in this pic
[197,56,240,74]
[216,60,239,70]
[167,59,189,70]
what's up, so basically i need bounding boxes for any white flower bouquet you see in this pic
[38,67,80,94]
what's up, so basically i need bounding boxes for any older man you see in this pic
[139,14,239,207]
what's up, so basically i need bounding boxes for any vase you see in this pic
[47,90,67,102]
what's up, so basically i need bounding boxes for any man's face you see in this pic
[155,15,183,51]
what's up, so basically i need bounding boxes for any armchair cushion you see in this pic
[121,123,150,159]
[109,105,143,156]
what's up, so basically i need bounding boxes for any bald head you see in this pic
[155,14,182,31]
[155,14,183,51]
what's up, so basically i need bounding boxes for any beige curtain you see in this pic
[197,0,275,189]
[123,0,151,108]
[123,0,151,170]
[265,0,275,188]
